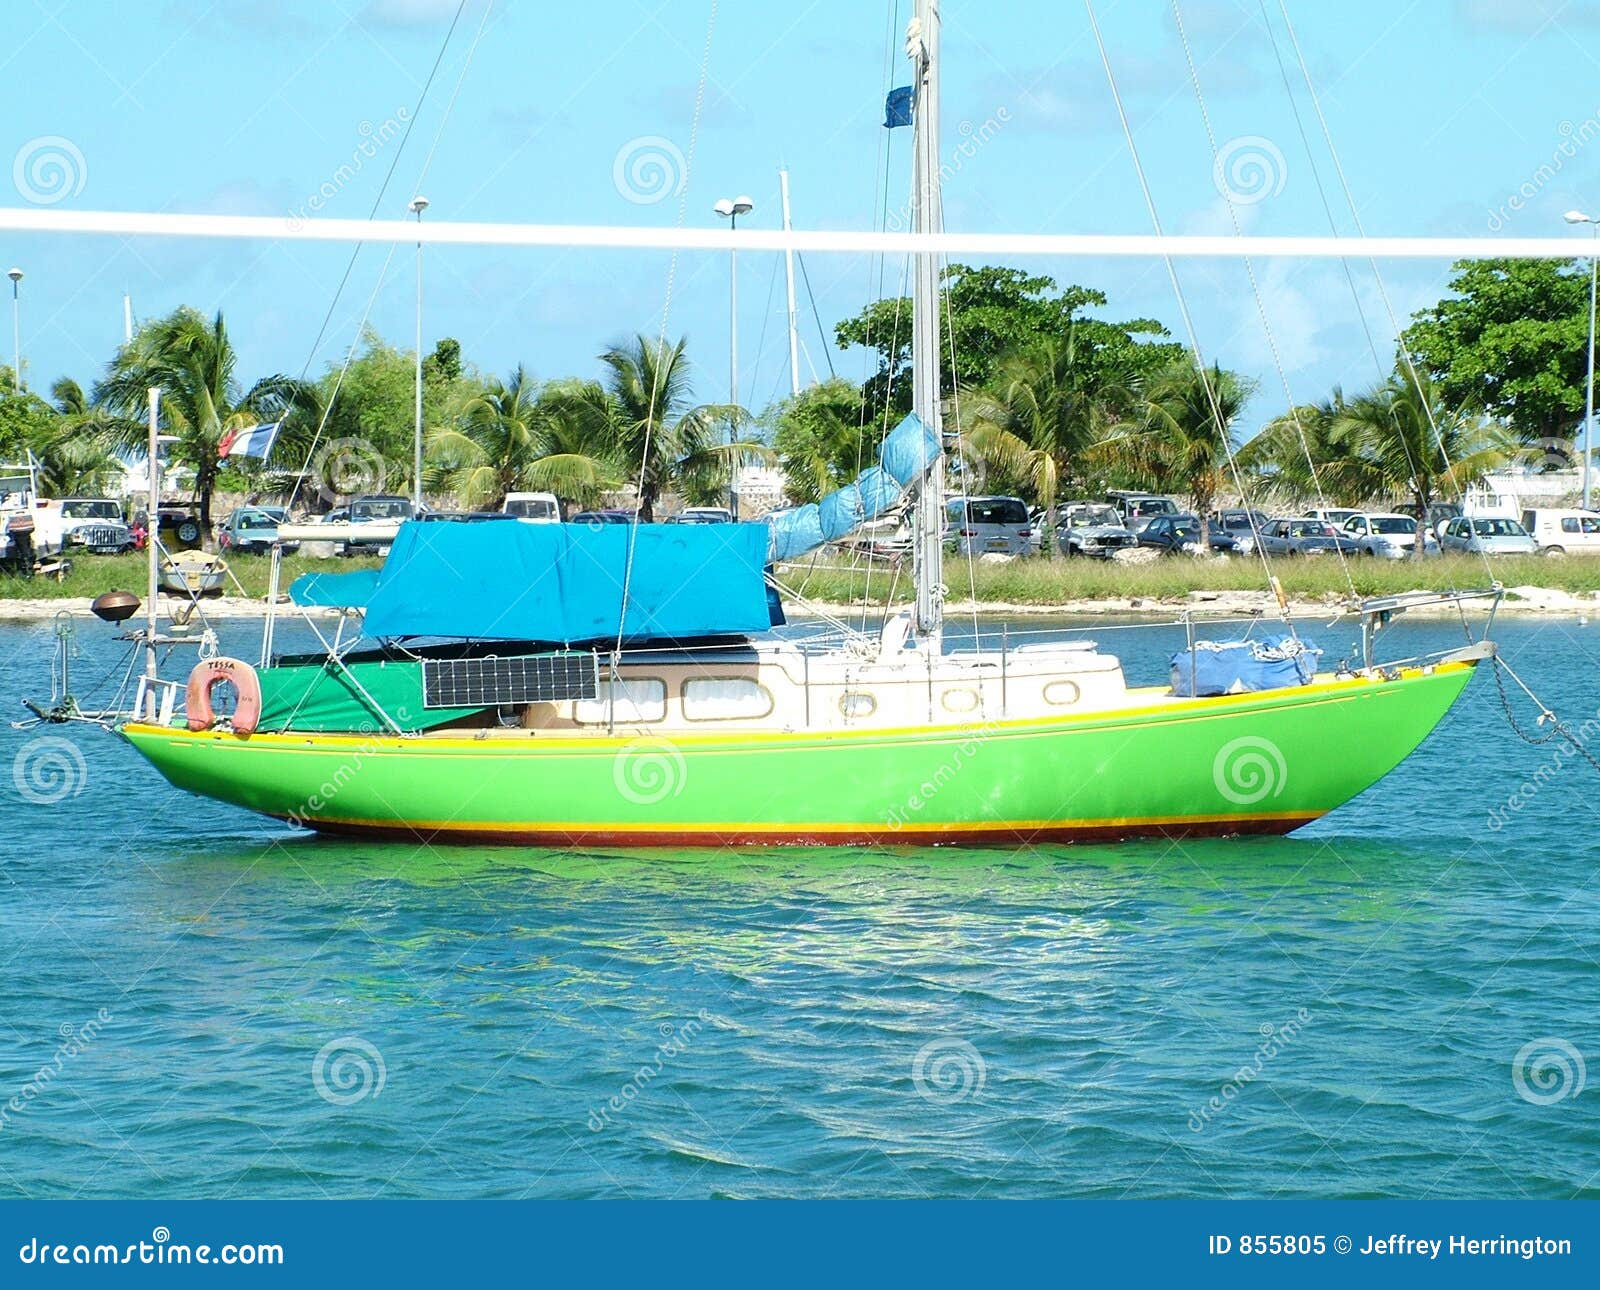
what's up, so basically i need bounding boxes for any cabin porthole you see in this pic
[1043,680,1080,707]
[839,691,877,719]
[941,687,979,714]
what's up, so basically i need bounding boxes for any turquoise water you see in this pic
[2,612,1599,1198]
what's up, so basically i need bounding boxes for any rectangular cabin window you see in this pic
[682,677,774,721]
[574,678,667,724]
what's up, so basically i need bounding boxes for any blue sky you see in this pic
[4,0,1600,438]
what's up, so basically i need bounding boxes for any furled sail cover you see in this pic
[767,412,939,562]
[290,520,774,643]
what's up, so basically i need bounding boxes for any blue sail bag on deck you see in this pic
[1169,634,1322,697]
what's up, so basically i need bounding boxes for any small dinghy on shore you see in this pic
[159,550,228,597]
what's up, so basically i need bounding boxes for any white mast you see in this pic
[779,167,801,396]
[909,0,944,643]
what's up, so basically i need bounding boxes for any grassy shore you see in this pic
[778,553,1600,606]
[0,551,384,601]
[2,549,1596,610]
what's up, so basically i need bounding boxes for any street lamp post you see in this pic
[714,195,753,516]
[1566,210,1598,510]
[7,268,22,393]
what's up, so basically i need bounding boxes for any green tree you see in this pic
[428,366,615,510]
[835,264,1180,418]
[768,378,874,503]
[1406,258,1591,450]
[95,307,302,534]
[1113,358,1255,520]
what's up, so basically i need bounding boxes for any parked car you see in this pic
[1137,513,1209,554]
[1301,507,1362,527]
[1439,514,1539,556]
[1521,508,1600,554]
[668,506,734,524]
[343,495,415,556]
[1399,500,1462,537]
[135,506,203,551]
[943,495,1037,556]
[1209,508,1270,554]
[218,507,299,555]
[35,498,133,555]
[502,491,561,523]
[1105,491,1180,527]
[1055,502,1139,558]
[1256,517,1360,558]
[1201,520,1242,553]
[1341,512,1439,558]
[570,509,636,526]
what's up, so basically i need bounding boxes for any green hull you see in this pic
[120,661,1477,847]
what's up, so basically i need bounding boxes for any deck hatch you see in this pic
[421,653,599,709]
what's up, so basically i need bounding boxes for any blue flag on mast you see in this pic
[884,86,914,128]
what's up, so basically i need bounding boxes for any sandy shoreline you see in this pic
[0,585,1593,624]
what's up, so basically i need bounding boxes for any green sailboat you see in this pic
[115,0,1493,847]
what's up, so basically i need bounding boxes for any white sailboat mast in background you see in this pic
[909,0,945,647]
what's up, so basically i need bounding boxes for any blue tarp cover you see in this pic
[1169,634,1322,698]
[289,520,774,643]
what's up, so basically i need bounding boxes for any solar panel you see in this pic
[422,652,599,710]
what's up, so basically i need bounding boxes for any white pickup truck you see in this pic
[502,491,560,523]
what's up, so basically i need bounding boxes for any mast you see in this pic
[909,0,944,643]
[779,167,801,396]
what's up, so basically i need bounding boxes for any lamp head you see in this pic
[713,198,735,218]
[6,267,21,284]
[732,195,754,216]
[409,195,430,215]
[1566,210,1595,224]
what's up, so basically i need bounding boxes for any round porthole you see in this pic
[941,687,979,714]
[1043,680,1080,706]
[839,691,877,718]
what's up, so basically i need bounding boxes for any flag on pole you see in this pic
[217,421,282,460]
[884,86,914,128]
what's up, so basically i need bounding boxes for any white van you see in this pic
[1521,508,1600,554]
[503,491,561,523]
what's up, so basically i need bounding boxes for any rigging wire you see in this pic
[612,0,719,672]
[1168,0,1357,605]
[1269,0,1499,599]
[1083,0,1286,615]
[284,0,476,512]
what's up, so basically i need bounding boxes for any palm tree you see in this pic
[29,378,128,496]
[591,335,750,521]
[94,307,304,535]
[1330,366,1517,555]
[1113,358,1255,520]
[964,332,1137,552]
[428,366,615,510]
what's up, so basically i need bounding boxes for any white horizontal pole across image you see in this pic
[0,207,1590,259]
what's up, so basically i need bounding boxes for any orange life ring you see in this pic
[186,656,263,734]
